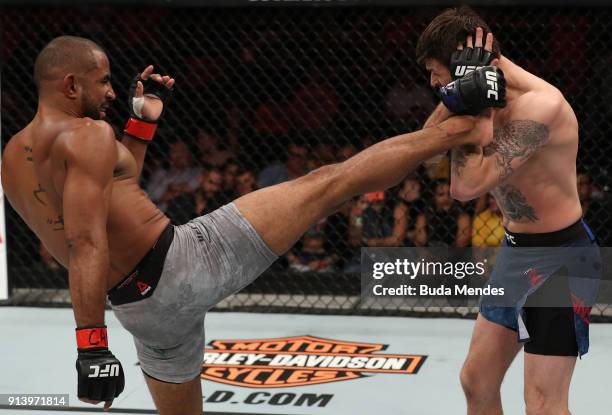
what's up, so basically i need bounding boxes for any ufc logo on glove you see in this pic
[485,70,499,100]
[439,66,507,115]
[454,65,482,78]
[88,363,121,378]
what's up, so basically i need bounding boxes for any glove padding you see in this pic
[439,66,506,115]
[450,41,495,81]
[76,347,125,402]
[127,74,173,123]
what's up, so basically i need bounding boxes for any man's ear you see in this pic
[62,74,78,99]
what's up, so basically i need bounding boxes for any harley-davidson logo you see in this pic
[202,335,426,388]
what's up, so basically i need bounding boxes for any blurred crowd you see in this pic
[1,6,611,274]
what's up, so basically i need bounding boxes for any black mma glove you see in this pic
[450,39,495,81]
[439,66,506,115]
[75,326,125,402]
[123,73,173,141]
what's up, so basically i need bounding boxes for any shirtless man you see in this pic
[417,7,598,415]
[1,36,493,414]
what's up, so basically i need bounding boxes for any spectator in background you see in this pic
[220,159,240,201]
[287,229,337,273]
[425,181,471,247]
[193,168,227,215]
[146,140,202,211]
[258,143,309,188]
[360,191,408,248]
[309,143,336,169]
[397,176,427,246]
[322,200,352,270]
[385,82,435,130]
[165,168,226,224]
[344,192,408,271]
[196,128,236,168]
[235,169,258,197]
[472,193,504,247]
[424,153,451,181]
[337,144,357,162]
[290,71,339,133]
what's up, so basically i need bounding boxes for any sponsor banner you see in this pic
[200,334,427,413]
[202,335,425,388]
[361,247,611,309]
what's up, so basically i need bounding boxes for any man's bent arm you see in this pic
[121,135,147,179]
[423,103,453,165]
[450,92,559,201]
[62,123,117,327]
[424,103,452,128]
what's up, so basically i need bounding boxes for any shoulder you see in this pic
[510,88,565,126]
[55,119,117,168]
[56,120,116,156]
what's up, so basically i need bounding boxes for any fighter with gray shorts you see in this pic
[108,203,278,383]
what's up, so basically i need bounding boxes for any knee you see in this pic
[460,364,498,402]
[525,386,565,415]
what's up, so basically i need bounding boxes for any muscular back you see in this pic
[1,115,169,288]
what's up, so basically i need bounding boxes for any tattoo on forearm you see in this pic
[494,185,538,222]
[24,146,33,162]
[33,183,46,205]
[484,120,549,182]
[451,147,469,176]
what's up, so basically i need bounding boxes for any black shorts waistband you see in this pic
[504,219,595,247]
[108,224,174,306]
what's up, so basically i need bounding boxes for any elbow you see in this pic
[66,233,105,255]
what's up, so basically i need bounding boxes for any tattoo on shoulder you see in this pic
[494,185,538,222]
[484,120,549,181]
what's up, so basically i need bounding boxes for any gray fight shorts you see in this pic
[111,203,278,383]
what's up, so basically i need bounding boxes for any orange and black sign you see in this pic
[202,335,426,388]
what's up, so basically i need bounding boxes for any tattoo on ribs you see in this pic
[33,183,47,205]
[484,120,549,181]
[46,215,64,231]
[494,185,539,222]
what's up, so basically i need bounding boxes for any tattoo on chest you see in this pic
[484,120,549,181]
[494,185,538,222]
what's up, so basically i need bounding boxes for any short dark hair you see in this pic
[34,36,105,90]
[434,179,450,191]
[416,6,500,68]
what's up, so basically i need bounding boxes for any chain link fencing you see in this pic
[1,4,611,319]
